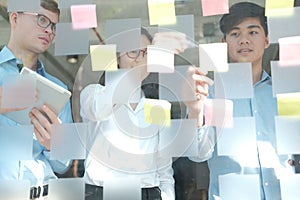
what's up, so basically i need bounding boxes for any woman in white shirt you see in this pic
[80,28,175,200]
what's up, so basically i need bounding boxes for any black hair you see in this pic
[220,2,268,37]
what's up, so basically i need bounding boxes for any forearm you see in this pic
[80,84,113,121]
[189,126,215,162]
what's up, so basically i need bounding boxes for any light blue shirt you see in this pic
[206,71,294,200]
[0,46,73,186]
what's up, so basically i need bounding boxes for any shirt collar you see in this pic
[254,70,270,86]
[0,46,17,64]
[0,45,46,76]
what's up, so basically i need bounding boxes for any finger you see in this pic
[29,112,51,141]
[193,74,214,86]
[41,105,61,124]
[30,108,52,130]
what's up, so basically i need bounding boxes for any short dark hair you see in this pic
[220,2,268,37]
[41,0,60,16]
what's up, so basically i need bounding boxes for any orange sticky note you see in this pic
[277,92,300,116]
[90,44,118,71]
[144,98,171,126]
[278,36,300,66]
[71,4,97,29]
[148,0,176,25]
[201,0,229,17]
[204,99,234,128]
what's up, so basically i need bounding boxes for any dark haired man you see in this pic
[0,0,73,199]
[190,2,295,200]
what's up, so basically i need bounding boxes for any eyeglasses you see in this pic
[19,12,57,35]
[126,49,147,59]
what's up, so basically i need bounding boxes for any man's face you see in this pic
[14,7,59,53]
[223,17,270,66]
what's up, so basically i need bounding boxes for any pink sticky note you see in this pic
[279,36,300,66]
[204,99,233,128]
[201,0,229,17]
[71,4,97,29]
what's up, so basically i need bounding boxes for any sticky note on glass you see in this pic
[0,125,33,161]
[104,178,141,200]
[71,4,97,29]
[49,178,85,200]
[199,43,228,72]
[105,18,141,52]
[219,174,260,200]
[2,74,35,109]
[214,62,253,99]
[159,65,196,102]
[204,98,233,128]
[7,0,39,12]
[278,36,300,66]
[268,7,300,43]
[201,0,229,17]
[159,119,198,157]
[265,0,294,16]
[271,61,300,97]
[90,44,117,71]
[50,123,87,160]
[144,98,171,126]
[280,174,300,200]
[217,117,257,156]
[148,0,176,25]
[0,180,30,200]
[55,23,89,55]
[277,92,300,116]
[147,45,175,73]
[275,116,300,155]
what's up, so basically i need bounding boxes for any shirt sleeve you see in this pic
[189,126,216,162]
[157,157,175,200]
[80,84,114,122]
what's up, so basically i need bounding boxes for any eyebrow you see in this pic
[229,24,262,32]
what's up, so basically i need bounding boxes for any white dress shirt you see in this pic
[80,84,175,200]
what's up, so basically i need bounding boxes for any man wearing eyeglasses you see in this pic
[0,0,73,199]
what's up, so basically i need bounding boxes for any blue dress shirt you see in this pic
[0,46,73,186]
[206,71,295,200]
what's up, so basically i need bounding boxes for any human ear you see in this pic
[264,36,270,49]
[221,37,226,43]
[9,12,18,26]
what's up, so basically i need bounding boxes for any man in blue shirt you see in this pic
[189,2,295,200]
[0,0,73,199]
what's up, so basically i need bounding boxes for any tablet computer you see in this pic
[3,67,72,125]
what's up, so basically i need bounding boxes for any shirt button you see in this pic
[257,131,260,135]
[254,110,257,113]
[265,182,269,186]
[288,159,296,166]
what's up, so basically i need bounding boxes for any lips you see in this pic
[38,36,50,45]
[238,48,253,54]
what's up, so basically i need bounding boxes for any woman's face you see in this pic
[119,34,151,81]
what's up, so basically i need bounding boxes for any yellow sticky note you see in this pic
[148,0,176,25]
[277,92,300,116]
[90,44,117,71]
[265,0,294,16]
[144,98,171,126]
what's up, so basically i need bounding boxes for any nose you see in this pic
[44,24,55,35]
[238,33,250,45]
